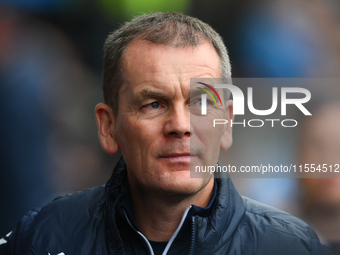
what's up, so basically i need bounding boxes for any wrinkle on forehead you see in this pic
[119,40,220,102]
[122,40,220,75]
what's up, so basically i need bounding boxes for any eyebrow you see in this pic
[134,89,168,103]
[190,88,206,98]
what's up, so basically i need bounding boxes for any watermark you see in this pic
[194,80,312,128]
[190,78,340,178]
[201,85,311,116]
[213,118,298,128]
[195,164,340,177]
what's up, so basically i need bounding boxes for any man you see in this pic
[0,12,331,255]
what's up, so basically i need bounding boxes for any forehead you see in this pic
[121,40,221,85]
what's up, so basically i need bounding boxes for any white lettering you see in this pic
[281,119,298,127]
[213,119,228,127]
[248,119,264,127]
[248,87,278,115]
[231,119,246,127]
[281,88,312,115]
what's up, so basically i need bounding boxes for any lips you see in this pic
[161,153,191,157]
[159,153,192,163]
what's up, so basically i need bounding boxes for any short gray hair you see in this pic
[103,12,231,113]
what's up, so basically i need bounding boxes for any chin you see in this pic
[159,174,211,196]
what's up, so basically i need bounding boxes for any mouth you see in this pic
[159,153,193,163]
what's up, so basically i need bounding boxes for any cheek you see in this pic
[116,116,162,154]
[192,117,224,147]
[115,117,142,153]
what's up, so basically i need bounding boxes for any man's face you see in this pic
[109,40,232,196]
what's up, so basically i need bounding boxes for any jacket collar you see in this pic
[105,157,246,253]
[193,177,246,253]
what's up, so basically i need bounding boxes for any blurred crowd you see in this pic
[1,0,340,253]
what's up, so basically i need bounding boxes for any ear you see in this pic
[95,103,119,155]
[220,100,234,150]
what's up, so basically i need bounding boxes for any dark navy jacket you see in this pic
[0,158,332,254]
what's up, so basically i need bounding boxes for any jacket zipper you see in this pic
[123,210,155,255]
[162,206,192,255]
[123,206,193,255]
[188,216,196,255]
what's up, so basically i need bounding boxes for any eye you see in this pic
[190,95,217,116]
[141,101,164,113]
[191,98,202,106]
[191,97,214,107]
[150,102,160,109]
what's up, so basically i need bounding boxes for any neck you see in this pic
[129,179,214,242]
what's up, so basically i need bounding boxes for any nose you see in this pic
[163,104,190,138]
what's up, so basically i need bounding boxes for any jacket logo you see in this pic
[48,253,65,255]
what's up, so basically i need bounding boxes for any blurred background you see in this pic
[1,0,340,253]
